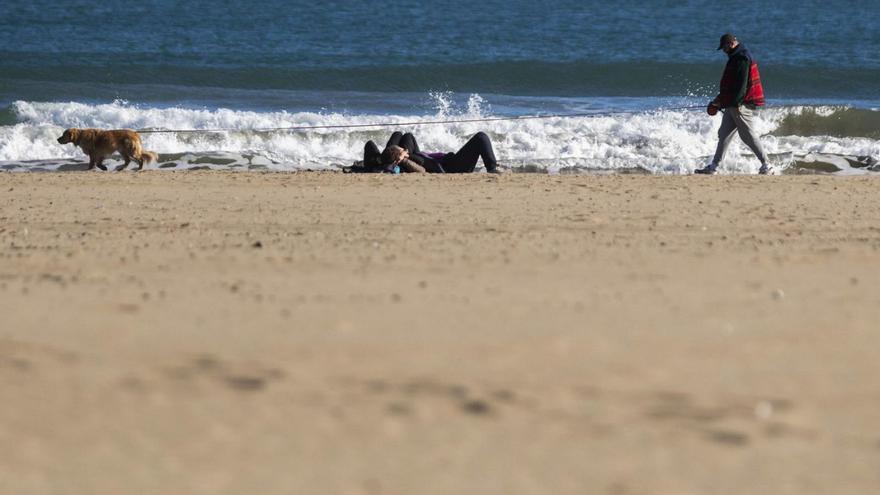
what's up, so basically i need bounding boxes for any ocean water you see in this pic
[1,0,879,174]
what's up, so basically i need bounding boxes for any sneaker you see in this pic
[486,166,507,174]
[694,164,717,175]
[758,164,771,175]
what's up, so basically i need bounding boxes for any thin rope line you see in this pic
[135,106,704,134]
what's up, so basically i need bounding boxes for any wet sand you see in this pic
[2,171,879,494]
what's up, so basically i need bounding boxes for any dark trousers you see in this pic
[440,132,497,173]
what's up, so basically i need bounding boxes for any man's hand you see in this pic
[389,147,409,165]
[707,102,719,116]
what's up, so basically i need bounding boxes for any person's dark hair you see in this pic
[381,145,404,165]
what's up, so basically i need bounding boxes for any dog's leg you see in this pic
[96,158,107,171]
[136,157,145,171]
[115,158,131,172]
[87,158,96,170]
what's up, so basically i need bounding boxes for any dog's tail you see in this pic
[140,150,159,165]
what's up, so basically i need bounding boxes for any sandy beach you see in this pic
[1,171,879,494]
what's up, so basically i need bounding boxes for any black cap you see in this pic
[717,33,736,50]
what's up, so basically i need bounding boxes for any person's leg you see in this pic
[363,140,382,167]
[384,131,403,149]
[441,132,498,173]
[710,110,739,167]
[398,133,421,154]
[731,106,769,171]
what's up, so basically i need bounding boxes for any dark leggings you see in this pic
[391,132,421,154]
[440,132,497,173]
[364,131,497,173]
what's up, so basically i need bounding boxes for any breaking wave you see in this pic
[1,98,878,174]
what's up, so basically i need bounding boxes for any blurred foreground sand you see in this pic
[1,171,879,494]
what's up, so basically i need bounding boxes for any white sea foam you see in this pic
[1,99,878,174]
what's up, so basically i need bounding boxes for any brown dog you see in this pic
[57,128,159,171]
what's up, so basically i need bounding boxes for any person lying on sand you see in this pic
[360,131,504,174]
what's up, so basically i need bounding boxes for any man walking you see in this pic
[695,34,770,175]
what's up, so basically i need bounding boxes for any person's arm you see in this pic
[398,158,426,173]
[733,56,750,106]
